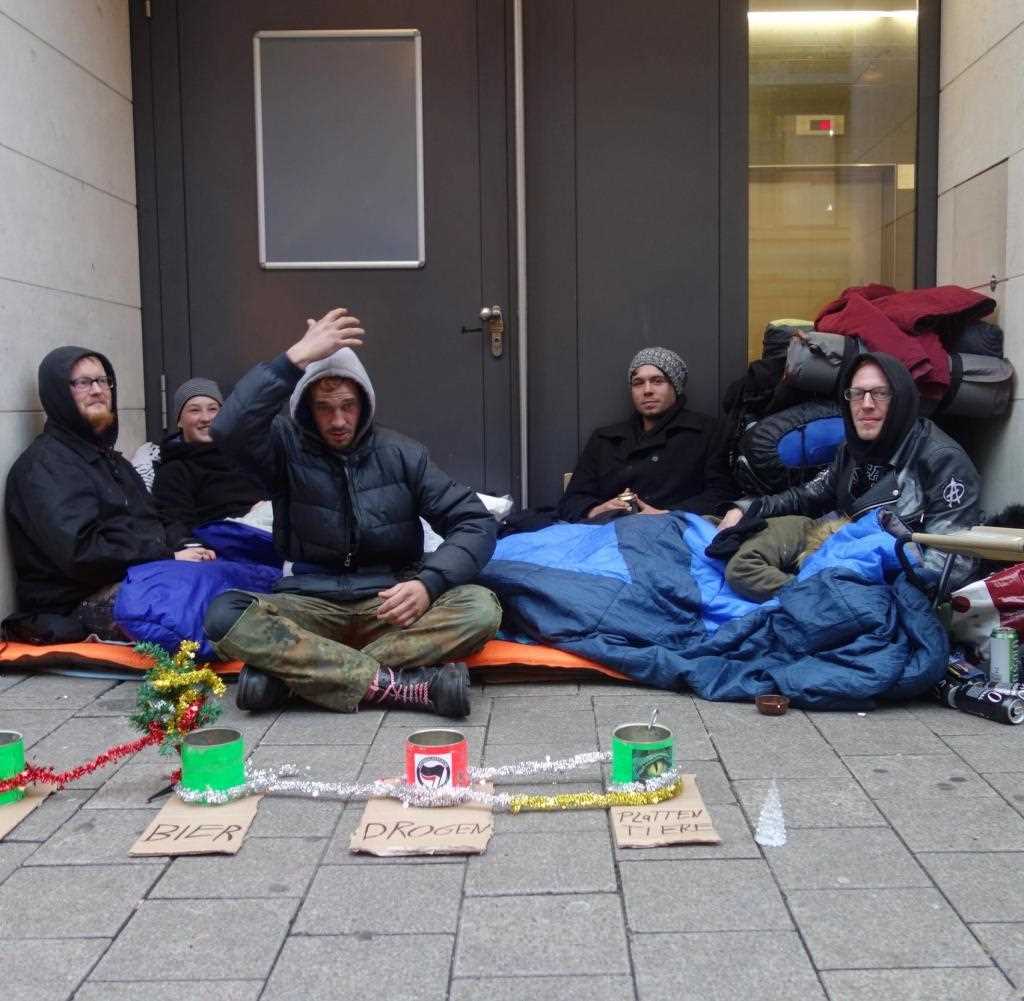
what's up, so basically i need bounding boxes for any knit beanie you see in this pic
[173,377,224,423]
[628,347,688,397]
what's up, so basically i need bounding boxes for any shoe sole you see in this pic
[440,662,470,718]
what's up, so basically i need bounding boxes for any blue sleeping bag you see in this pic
[478,511,947,709]
[114,521,281,659]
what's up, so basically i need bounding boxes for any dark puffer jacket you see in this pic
[152,434,266,543]
[557,402,738,522]
[212,350,496,601]
[5,346,177,620]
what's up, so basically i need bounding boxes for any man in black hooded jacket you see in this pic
[716,351,982,589]
[4,347,213,643]
[203,308,501,717]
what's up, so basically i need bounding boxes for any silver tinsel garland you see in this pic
[175,750,682,811]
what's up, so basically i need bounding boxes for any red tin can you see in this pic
[405,728,470,788]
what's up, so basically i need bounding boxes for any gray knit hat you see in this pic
[628,347,688,397]
[173,377,223,423]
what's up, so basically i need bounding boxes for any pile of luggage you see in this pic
[724,283,1012,496]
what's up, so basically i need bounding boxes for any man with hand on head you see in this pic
[715,351,982,589]
[204,308,501,717]
[4,347,213,643]
[557,347,737,522]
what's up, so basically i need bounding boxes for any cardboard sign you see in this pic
[0,785,51,840]
[350,783,494,857]
[129,794,261,856]
[611,774,721,849]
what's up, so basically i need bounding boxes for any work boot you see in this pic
[361,663,470,718]
[235,665,289,712]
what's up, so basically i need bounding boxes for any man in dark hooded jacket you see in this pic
[4,347,213,643]
[204,308,501,717]
[716,351,982,590]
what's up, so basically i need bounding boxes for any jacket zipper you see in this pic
[340,456,361,568]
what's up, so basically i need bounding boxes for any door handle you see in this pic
[460,305,504,358]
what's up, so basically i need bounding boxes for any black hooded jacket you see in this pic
[557,401,738,522]
[741,351,981,588]
[212,350,497,601]
[152,433,266,543]
[5,346,178,621]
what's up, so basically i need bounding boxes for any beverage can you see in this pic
[989,627,1020,687]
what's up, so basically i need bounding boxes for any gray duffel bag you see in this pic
[783,329,863,396]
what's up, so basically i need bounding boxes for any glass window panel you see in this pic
[748,4,919,357]
[254,30,425,269]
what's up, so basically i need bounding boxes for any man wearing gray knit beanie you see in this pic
[557,346,737,522]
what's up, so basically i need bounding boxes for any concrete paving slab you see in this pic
[247,741,367,781]
[0,671,29,692]
[75,983,263,1001]
[24,807,163,865]
[455,894,629,976]
[260,707,384,745]
[0,864,158,937]
[0,708,76,748]
[1,789,91,842]
[25,715,147,789]
[490,695,596,717]
[484,681,581,697]
[983,771,1024,815]
[946,731,1024,773]
[151,836,325,898]
[632,931,825,1001]
[480,742,603,783]
[874,794,1024,851]
[465,829,616,894]
[262,934,454,1001]
[613,803,760,861]
[91,898,297,980]
[820,968,1015,1001]
[712,734,849,779]
[810,716,949,756]
[971,923,1024,988]
[918,852,1024,921]
[296,862,464,934]
[6,938,111,1001]
[787,887,988,969]
[73,680,140,717]
[677,760,737,805]
[906,699,1008,736]
[0,842,37,884]
[733,776,887,828]
[82,759,177,809]
[248,794,345,839]
[486,709,597,746]
[845,753,997,799]
[763,828,931,889]
[695,700,819,737]
[620,860,791,932]
[0,675,115,710]
[451,975,636,1001]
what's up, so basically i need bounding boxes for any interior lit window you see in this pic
[748,4,919,358]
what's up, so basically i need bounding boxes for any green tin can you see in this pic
[0,730,26,806]
[611,723,674,783]
[180,727,245,793]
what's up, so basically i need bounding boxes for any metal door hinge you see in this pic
[144,1,152,19]
[160,372,167,429]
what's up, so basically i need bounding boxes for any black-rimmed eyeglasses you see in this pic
[69,376,114,392]
[843,387,892,403]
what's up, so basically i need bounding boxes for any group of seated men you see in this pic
[3,307,982,718]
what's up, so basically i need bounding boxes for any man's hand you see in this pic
[174,547,216,561]
[286,308,365,370]
[635,497,667,515]
[376,580,430,628]
[715,507,745,533]
[586,497,632,519]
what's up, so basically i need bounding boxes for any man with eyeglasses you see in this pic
[557,347,738,522]
[4,347,214,643]
[716,351,981,588]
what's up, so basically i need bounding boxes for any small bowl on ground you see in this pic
[755,694,790,716]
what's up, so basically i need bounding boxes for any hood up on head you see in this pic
[288,347,377,449]
[38,345,118,448]
[839,350,918,465]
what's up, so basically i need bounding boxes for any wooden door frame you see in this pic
[129,0,520,498]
